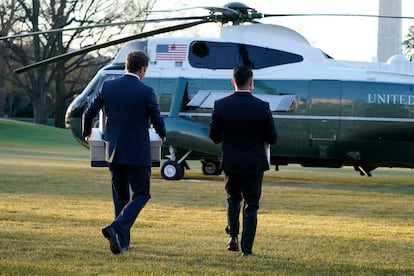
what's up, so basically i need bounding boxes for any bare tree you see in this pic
[402,24,414,61]
[2,0,157,126]
[0,0,23,117]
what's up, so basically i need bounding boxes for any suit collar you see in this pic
[124,72,141,80]
[234,91,252,96]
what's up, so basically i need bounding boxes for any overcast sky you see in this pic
[152,0,414,61]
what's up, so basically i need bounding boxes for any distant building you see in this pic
[377,0,402,62]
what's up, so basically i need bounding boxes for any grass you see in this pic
[0,118,413,275]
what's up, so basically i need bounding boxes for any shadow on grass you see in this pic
[264,181,414,196]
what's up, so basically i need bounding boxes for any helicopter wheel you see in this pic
[202,160,222,175]
[161,160,185,180]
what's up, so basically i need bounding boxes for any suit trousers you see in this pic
[108,163,151,249]
[225,172,263,254]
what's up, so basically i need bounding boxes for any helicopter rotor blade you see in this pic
[6,7,410,42]
[3,5,243,42]
[147,6,240,17]
[262,13,414,20]
[13,19,208,74]
[0,16,207,41]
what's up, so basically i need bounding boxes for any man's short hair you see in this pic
[233,65,253,87]
[125,51,149,73]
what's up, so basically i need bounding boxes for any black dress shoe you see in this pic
[228,236,239,251]
[102,226,122,254]
[241,252,253,258]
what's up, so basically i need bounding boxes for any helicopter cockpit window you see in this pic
[189,41,303,69]
[85,73,121,100]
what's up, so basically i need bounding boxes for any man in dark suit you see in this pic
[209,65,277,257]
[82,51,166,254]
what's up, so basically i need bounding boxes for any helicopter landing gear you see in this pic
[161,146,191,180]
[353,164,376,177]
[161,160,185,180]
[201,159,222,175]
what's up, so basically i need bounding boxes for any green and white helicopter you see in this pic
[11,2,414,179]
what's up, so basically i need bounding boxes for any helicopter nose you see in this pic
[65,95,90,147]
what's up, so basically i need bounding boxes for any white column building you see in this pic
[377,0,402,62]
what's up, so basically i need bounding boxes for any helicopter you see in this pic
[10,2,414,179]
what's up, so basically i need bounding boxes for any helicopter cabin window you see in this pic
[189,41,303,69]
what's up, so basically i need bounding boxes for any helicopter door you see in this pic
[307,80,341,158]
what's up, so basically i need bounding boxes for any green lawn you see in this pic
[0,118,413,275]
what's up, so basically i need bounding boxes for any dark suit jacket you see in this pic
[209,91,277,175]
[82,74,166,166]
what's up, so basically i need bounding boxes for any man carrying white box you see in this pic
[82,50,166,255]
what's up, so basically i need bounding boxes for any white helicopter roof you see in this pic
[113,23,414,84]
[220,23,311,48]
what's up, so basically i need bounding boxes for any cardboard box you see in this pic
[89,127,162,167]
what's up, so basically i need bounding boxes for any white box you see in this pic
[89,128,107,167]
[149,128,162,167]
[89,127,162,167]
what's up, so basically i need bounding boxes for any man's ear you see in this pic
[137,66,146,79]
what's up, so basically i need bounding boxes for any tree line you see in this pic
[0,0,156,127]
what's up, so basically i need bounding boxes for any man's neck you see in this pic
[125,72,140,80]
